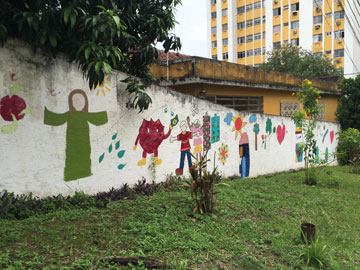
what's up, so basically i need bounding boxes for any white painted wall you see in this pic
[0,39,339,197]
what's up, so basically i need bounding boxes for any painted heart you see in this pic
[330,130,334,144]
[276,125,286,145]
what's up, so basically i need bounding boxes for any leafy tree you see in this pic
[0,0,182,112]
[336,75,360,130]
[260,45,341,79]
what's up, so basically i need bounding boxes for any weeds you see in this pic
[300,233,328,267]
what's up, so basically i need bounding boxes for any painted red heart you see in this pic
[276,125,286,145]
[0,95,27,122]
[330,131,334,144]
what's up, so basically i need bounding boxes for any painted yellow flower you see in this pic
[292,92,295,96]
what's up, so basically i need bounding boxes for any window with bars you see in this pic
[222,8,228,16]
[254,17,261,25]
[291,38,299,46]
[238,51,246,58]
[334,11,344,20]
[211,41,217,48]
[247,50,254,57]
[246,3,253,12]
[246,20,253,27]
[313,0,322,6]
[273,41,281,49]
[211,26,217,34]
[254,1,261,9]
[222,23,228,31]
[246,35,253,42]
[237,36,245,44]
[273,8,281,16]
[273,25,281,34]
[223,52,229,59]
[313,34,323,42]
[291,20,299,29]
[211,12,217,19]
[211,0,216,5]
[313,15,323,24]
[280,102,299,117]
[237,21,245,29]
[237,6,245,14]
[334,49,344,58]
[254,33,262,40]
[205,96,264,113]
[334,30,344,38]
[222,38,228,45]
[254,48,262,55]
[291,3,299,11]
[212,54,218,60]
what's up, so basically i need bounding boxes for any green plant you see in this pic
[186,151,228,214]
[291,79,323,185]
[300,233,328,267]
[148,155,156,181]
[0,0,182,112]
[336,128,360,171]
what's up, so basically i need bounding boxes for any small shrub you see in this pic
[133,177,159,196]
[300,234,328,267]
[306,167,318,185]
[336,128,360,167]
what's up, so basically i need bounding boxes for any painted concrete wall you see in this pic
[0,39,339,197]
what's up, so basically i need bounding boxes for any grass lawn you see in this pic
[0,166,359,270]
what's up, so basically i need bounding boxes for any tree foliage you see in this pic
[0,0,182,112]
[336,75,360,130]
[260,45,342,79]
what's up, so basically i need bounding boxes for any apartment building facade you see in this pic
[206,0,360,76]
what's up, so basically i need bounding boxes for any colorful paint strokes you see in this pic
[330,131,334,144]
[98,132,126,170]
[276,125,286,145]
[211,114,220,143]
[239,132,250,178]
[91,75,111,96]
[253,123,260,151]
[249,114,257,123]
[203,113,211,151]
[218,143,229,165]
[133,119,171,166]
[296,143,303,162]
[232,113,247,140]
[224,113,233,126]
[322,129,329,144]
[44,89,108,181]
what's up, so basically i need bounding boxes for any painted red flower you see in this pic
[0,95,27,121]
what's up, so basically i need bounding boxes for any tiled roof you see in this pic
[158,50,190,63]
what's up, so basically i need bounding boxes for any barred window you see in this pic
[206,96,264,113]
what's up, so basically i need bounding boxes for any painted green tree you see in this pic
[0,0,182,112]
[253,123,259,151]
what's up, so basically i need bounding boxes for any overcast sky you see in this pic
[157,0,208,57]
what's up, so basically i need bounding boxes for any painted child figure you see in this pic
[186,116,203,160]
[170,120,194,175]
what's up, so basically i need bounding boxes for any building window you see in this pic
[223,52,229,59]
[325,12,332,17]
[273,25,281,34]
[325,50,331,55]
[273,42,281,49]
[254,33,262,40]
[283,5,289,9]
[237,6,245,14]
[205,95,264,113]
[263,32,266,38]
[313,34,323,42]
[326,31,332,36]
[313,0,322,6]
[247,50,253,57]
[246,20,253,27]
[284,22,289,27]
[222,23,228,31]
[334,11,344,20]
[314,52,323,57]
[334,30,344,38]
[222,38,228,45]
[237,21,245,29]
[283,40,289,44]
[211,12,217,19]
[211,26,217,34]
[313,15,323,24]
[254,1,261,9]
[246,3,253,12]
[211,0,216,5]
[281,102,300,117]
[291,38,299,46]
[246,35,253,42]
[273,8,281,16]
[291,3,299,12]
[238,51,246,58]
[254,17,261,25]
[291,20,299,29]
[254,48,262,55]
[262,0,266,7]
[237,36,245,44]
[211,41,217,48]
[222,8,228,16]
[334,49,344,58]
[262,48,266,54]
[212,54,218,60]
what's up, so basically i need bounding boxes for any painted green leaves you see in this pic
[98,132,126,170]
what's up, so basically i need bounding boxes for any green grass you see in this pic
[1,166,359,269]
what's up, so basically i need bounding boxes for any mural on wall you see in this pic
[0,81,32,134]
[276,124,286,145]
[44,89,108,181]
[295,124,303,163]
[330,130,334,144]
[187,116,203,159]
[253,123,260,151]
[218,143,229,165]
[239,132,250,178]
[232,113,247,140]
[99,133,126,170]
[9,71,17,81]
[170,120,194,175]
[211,113,220,143]
[325,147,329,163]
[322,129,329,144]
[249,114,257,123]
[133,118,173,166]
[203,112,211,151]
[191,103,199,116]
[224,113,233,126]
[261,118,274,149]
[91,75,111,96]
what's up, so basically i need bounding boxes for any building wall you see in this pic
[0,39,339,197]
[208,0,359,76]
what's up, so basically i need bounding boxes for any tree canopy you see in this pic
[260,45,342,79]
[336,75,360,130]
[0,0,182,112]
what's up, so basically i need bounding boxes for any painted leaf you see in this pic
[99,152,105,163]
[19,107,31,116]
[108,144,113,153]
[10,83,21,95]
[117,150,125,158]
[115,140,120,150]
[112,133,117,140]
[118,164,126,170]
[1,114,18,134]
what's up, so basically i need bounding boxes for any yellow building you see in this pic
[207,0,360,76]
[151,57,340,122]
